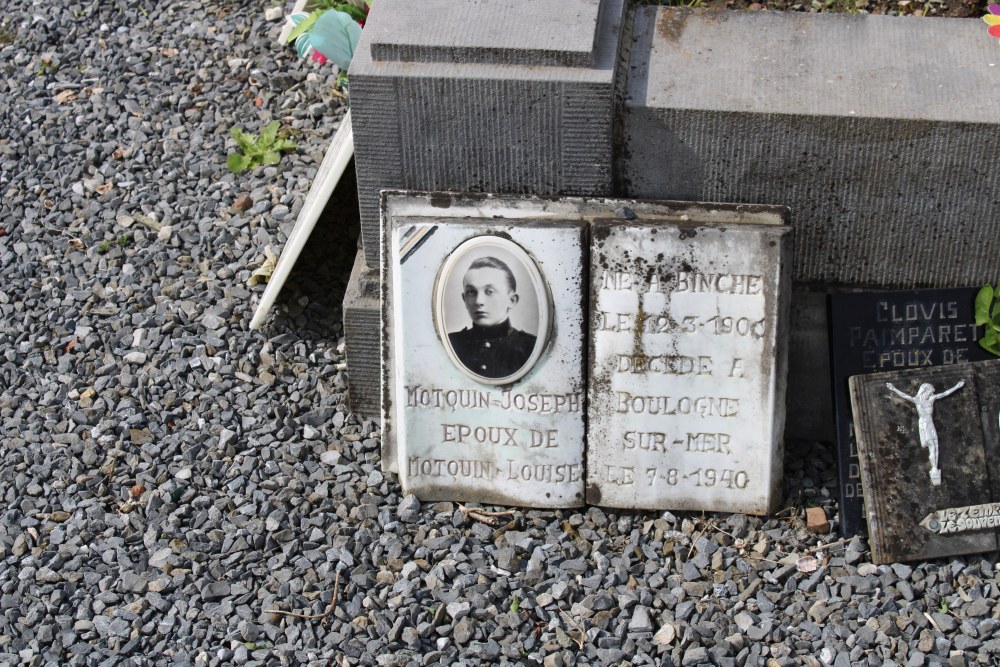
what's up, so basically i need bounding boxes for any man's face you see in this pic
[461,267,517,327]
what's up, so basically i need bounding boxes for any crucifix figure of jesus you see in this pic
[886,380,965,486]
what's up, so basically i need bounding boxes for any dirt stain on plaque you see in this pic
[429,193,452,208]
[586,483,602,504]
[656,8,689,43]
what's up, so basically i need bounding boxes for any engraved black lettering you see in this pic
[495,391,583,414]
[596,310,617,332]
[624,431,668,452]
[675,271,764,295]
[648,272,661,293]
[605,465,635,485]
[530,429,559,448]
[942,348,968,364]
[406,385,492,410]
[407,456,498,481]
[614,392,740,417]
[848,326,862,347]
[617,354,713,376]
[685,432,732,454]
[508,459,581,483]
[601,270,633,291]
[875,301,889,322]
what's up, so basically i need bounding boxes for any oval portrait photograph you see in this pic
[434,236,551,385]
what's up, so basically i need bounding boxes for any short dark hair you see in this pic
[467,256,516,292]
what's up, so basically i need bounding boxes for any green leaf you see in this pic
[509,593,520,613]
[975,284,994,326]
[230,127,257,154]
[261,150,281,165]
[336,5,367,22]
[287,10,321,44]
[272,138,297,152]
[227,153,251,173]
[980,329,1000,357]
[259,121,280,148]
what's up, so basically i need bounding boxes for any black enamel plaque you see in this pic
[829,288,991,537]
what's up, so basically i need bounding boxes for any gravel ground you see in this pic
[3,1,1000,666]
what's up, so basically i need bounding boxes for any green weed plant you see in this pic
[975,284,1000,356]
[227,121,296,174]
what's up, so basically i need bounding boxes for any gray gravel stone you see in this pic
[965,597,992,617]
[454,618,474,644]
[0,4,992,666]
[683,645,709,666]
[629,605,653,633]
[447,601,471,622]
[398,494,420,522]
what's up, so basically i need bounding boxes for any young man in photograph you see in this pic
[448,256,536,378]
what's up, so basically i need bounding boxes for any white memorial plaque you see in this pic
[586,216,791,514]
[383,200,587,507]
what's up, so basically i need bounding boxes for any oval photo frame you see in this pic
[433,236,552,385]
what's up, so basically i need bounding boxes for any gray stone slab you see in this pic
[349,0,625,266]
[849,360,1000,563]
[364,0,605,67]
[586,210,791,514]
[381,193,588,506]
[344,252,380,418]
[636,9,995,122]
[622,7,1000,289]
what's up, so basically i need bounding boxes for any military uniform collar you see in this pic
[467,319,513,340]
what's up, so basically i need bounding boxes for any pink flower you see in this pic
[986,4,1000,38]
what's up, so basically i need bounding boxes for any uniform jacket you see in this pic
[448,320,536,379]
